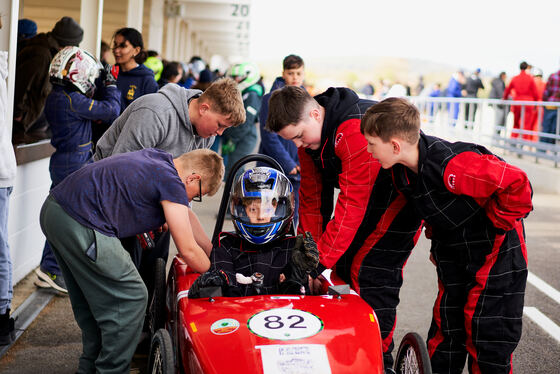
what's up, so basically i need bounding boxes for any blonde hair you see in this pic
[199,77,246,127]
[176,149,224,196]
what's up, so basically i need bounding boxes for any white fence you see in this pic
[408,97,560,167]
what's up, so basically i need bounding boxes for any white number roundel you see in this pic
[248,308,323,341]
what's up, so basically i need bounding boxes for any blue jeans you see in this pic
[40,149,93,275]
[540,108,558,144]
[0,187,13,314]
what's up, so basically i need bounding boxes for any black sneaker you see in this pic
[0,309,15,345]
[35,267,68,294]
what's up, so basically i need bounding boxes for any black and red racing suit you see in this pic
[298,87,423,367]
[210,232,300,297]
[391,132,533,374]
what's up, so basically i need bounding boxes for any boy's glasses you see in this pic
[192,178,202,202]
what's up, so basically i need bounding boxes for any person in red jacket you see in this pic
[503,61,539,140]
[361,97,533,374]
[530,67,546,141]
[266,86,422,373]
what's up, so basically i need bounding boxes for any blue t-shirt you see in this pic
[51,148,190,238]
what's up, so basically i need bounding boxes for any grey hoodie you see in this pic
[94,84,214,160]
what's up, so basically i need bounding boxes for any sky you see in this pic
[249,0,560,78]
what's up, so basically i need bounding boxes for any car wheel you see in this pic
[148,258,167,337]
[148,328,174,374]
[394,332,432,374]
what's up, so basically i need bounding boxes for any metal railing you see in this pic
[407,96,560,167]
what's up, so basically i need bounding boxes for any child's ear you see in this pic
[391,139,401,154]
[310,107,320,121]
[186,173,201,183]
[199,102,210,115]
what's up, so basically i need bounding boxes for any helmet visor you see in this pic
[232,193,291,224]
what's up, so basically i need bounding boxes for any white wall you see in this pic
[9,159,51,284]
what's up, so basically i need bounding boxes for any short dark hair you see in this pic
[520,61,528,70]
[283,54,304,71]
[113,27,147,64]
[161,61,182,81]
[266,86,314,132]
[360,97,420,144]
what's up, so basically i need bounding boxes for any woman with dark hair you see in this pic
[111,27,158,109]
[92,28,159,147]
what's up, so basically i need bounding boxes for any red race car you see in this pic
[146,155,432,374]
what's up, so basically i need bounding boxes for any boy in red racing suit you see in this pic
[361,97,533,374]
[266,86,423,371]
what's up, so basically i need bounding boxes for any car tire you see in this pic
[394,332,432,374]
[148,328,174,374]
[148,258,167,337]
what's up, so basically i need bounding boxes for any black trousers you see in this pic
[427,222,528,374]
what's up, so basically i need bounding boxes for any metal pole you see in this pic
[555,108,559,168]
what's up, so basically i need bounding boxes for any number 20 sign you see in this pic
[248,308,324,340]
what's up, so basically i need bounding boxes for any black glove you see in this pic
[100,64,117,87]
[291,232,319,274]
[188,270,229,299]
[281,232,319,295]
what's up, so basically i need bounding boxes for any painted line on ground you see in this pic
[524,307,560,344]
[527,271,560,305]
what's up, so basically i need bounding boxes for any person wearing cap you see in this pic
[16,19,37,54]
[17,19,37,41]
[191,68,214,91]
[14,16,83,133]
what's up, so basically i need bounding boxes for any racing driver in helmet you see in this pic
[189,167,319,298]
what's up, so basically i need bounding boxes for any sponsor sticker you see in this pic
[334,133,343,147]
[447,173,456,190]
[211,318,240,335]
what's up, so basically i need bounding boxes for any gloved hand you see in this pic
[291,232,319,274]
[283,232,320,294]
[100,64,118,87]
[188,270,229,299]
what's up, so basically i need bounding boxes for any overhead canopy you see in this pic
[172,0,251,58]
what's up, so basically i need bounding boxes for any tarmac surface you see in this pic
[0,168,559,373]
